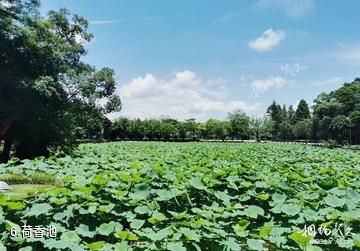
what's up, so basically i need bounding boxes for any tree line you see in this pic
[266,78,360,145]
[107,113,259,141]
[106,78,359,146]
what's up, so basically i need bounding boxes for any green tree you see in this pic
[250,117,261,142]
[184,118,199,139]
[112,118,130,139]
[349,111,360,145]
[0,3,121,162]
[293,119,311,140]
[279,121,292,141]
[142,119,161,140]
[205,119,229,140]
[198,122,208,139]
[312,79,360,144]
[294,99,310,122]
[250,116,272,142]
[266,101,282,140]
[161,121,177,140]
[228,111,250,140]
[288,105,296,124]
[129,119,144,140]
[319,116,332,140]
[281,105,288,122]
[330,115,349,143]
[259,116,273,141]
[310,115,321,141]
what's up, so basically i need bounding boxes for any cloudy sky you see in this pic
[41,0,360,121]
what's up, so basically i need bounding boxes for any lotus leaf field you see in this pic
[0,142,359,250]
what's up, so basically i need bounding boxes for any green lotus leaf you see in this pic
[179,227,200,242]
[247,239,264,251]
[26,203,52,217]
[324,194,346,208]
[60,231,81,244]
[87,241,106,250]
[244,205,265,219]
[130,219,145,230]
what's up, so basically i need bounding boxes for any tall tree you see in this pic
[0,1,121,162]
[250,117,261,142]
[142,119,161,140]
[250,116,272,142]
[281,105,288,122]
[184,118,199,139]
[349,111,360,145]
[266,101,282,140]
[130,119,144,140]
[112,117,130,140]
[288,105,296,124]
[330,115,349,143]
[205,119,229,140]
[293,119,311,140]
[312,79,360,144]
[294,99,311,122]
[259,116,273,141]
[228,111,250,140]
[160,120,177,140]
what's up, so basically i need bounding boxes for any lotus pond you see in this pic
[0,142,359,250]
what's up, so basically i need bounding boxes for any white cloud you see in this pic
[248,29,286,52]
[255,0,315,19]
[109,71,262,121]
[251,76,289,96]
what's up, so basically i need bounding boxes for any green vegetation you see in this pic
[0,0,121,163]
[108,111,271,142]
[8,184,53,195]
[1,2,359,251]
[312,80,360,145]
[265,81,360,144]
[0,142,359,250]
[0,172,58,185]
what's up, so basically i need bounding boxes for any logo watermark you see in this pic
[299,222,355,246]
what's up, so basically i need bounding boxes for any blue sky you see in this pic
[41,0,360,121]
